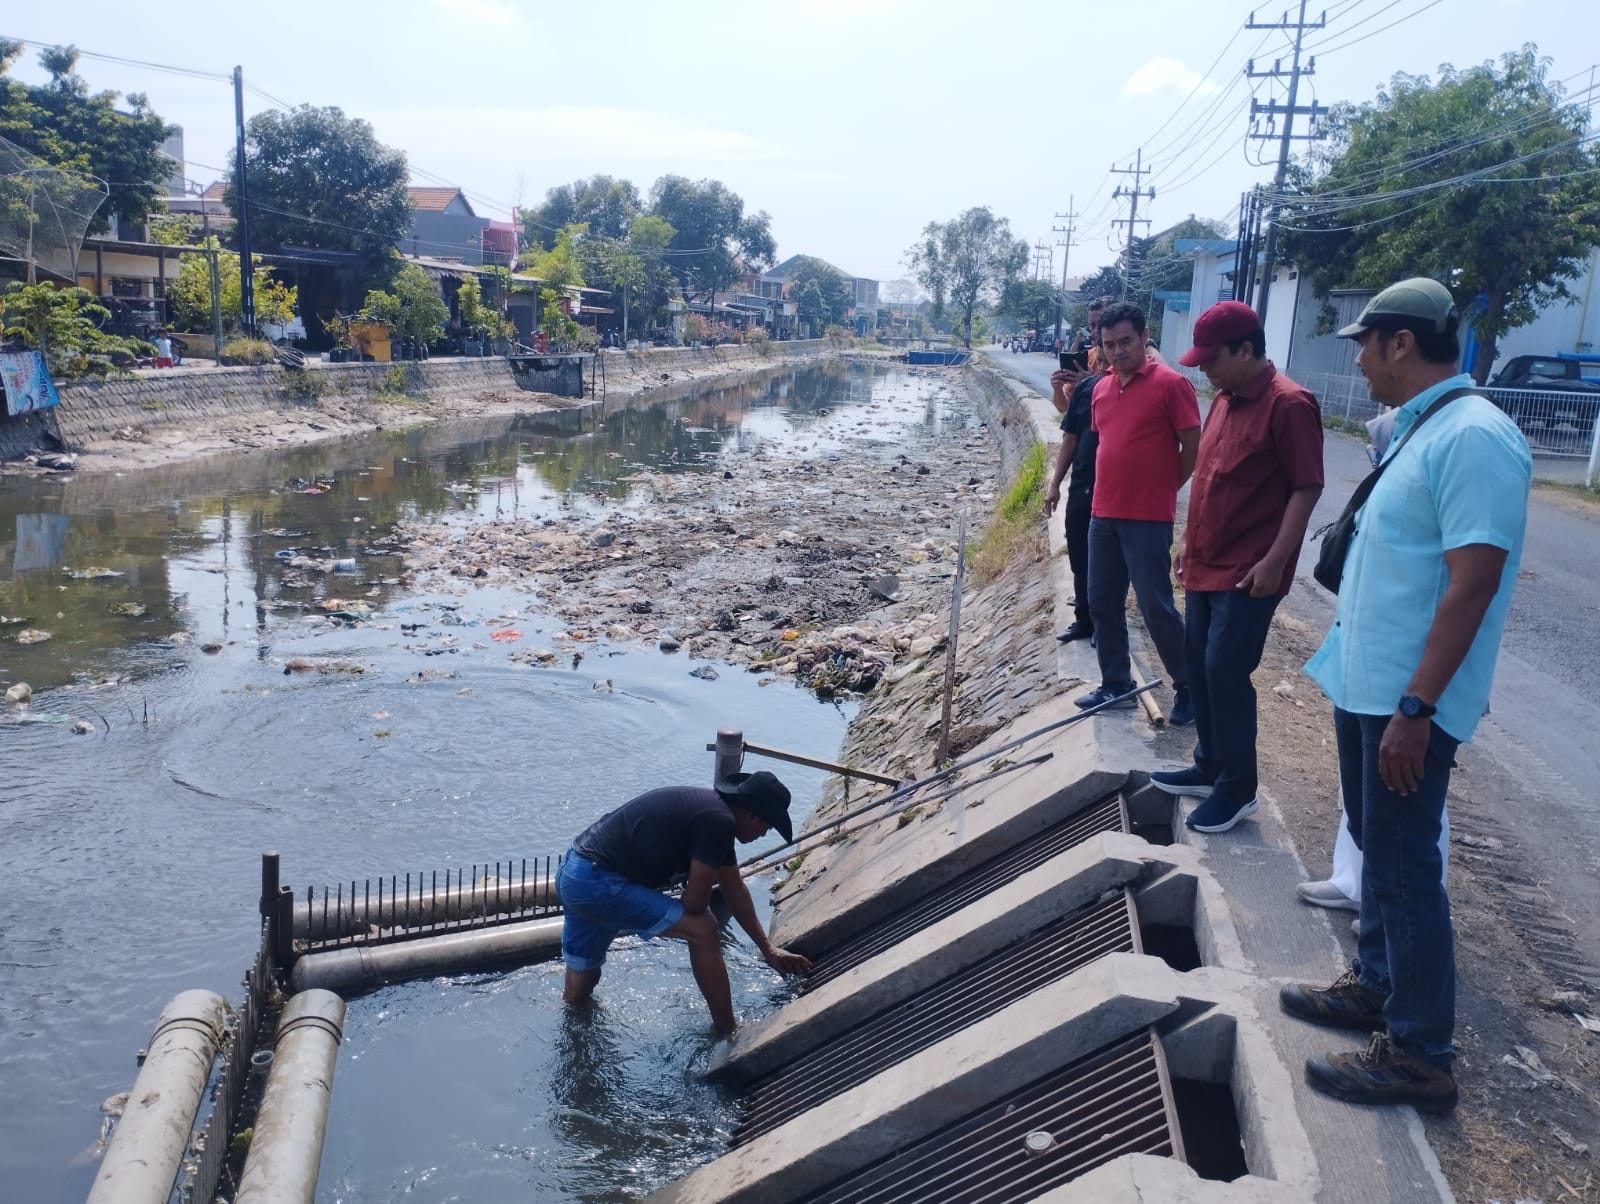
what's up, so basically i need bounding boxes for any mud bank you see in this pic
[3,339,834,474]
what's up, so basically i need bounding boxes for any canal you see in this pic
[0,359,978,1202]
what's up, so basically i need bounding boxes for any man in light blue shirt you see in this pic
[1280,278,1531,1112]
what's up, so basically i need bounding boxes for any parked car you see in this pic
[1485,355,1600,444]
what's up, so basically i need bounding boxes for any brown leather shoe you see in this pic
[1280,968,1385,1031]
[1306,1032,1458,1112]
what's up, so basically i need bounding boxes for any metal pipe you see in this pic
[86,990,228,1204]
[736,741,901,788]
[712,727,744,784]
[291,872,557,939]
[934,509,969,765]
[234,990,346,1204]
[288,916,564,994]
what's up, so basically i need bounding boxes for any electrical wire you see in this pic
[1301,0,1445,58]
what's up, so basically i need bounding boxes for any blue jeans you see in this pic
[1087,517,1187,689]
[1336,707,1459,1067]
[556,851,684,971]
[1184,590,1280,801]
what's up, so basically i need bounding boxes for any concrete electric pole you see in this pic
[1110,150,1154,300]
[1052,196,1078,345]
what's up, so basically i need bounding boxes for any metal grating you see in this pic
[735,891,1137,1146]
[803,792,1125,990]
[795,1030,1182,1204]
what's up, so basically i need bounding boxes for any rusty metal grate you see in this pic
[794,1029,1183,1204]
[295,857,562,954]
[803,792,1125,990]
[736,891,1137,1146]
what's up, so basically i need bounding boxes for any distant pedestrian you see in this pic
[154,330,174,369]
[1280,277,1531,1112]
[1075,301,1201,723]
[1043,296,1110,645]
[1147,301,1324,833]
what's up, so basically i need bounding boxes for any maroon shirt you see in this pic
[1181,363,1324,596]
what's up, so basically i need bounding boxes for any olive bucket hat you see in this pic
[1337,277,1459,339]
[715,770,793,842]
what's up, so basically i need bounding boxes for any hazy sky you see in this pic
[6,0,1598,285]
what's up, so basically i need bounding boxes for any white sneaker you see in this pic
[1296,879,1360,912]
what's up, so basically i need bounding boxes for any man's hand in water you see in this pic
[763,946,812,974]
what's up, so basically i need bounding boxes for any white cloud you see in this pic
[1121,56,1220,99]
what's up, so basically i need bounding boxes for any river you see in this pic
[0,359,970,1203]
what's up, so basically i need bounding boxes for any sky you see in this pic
[5,0,1599,288]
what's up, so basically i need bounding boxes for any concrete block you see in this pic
[1036,1154,1316,1203]
[770,694,1126,955]
[647,954,1195,1204]
[715,831,1172,1086]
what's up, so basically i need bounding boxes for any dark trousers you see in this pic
[1184,590,1279,800]
[1086,517,1187,689]
[1337,707,1459,1067]
[1064,491,1092,625]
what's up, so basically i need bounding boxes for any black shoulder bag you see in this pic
[1311,387,1483,594]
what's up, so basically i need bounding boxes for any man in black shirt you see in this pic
[557,771,812,1034]
[1045,300,1109,644]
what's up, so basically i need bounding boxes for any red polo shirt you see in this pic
[1090,359,1202,521]
[1181,363,1324,596]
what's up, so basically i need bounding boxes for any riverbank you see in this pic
[1,340,839,474]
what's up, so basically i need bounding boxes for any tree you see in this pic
[169,239,295,333]
[624,214,679,336]
[360,262,447,345]
[0,281,144,376]
[227,106,413,265]
[1280,45,1600,381]
[1074,264,1123,308]
[647,176,775,305]
[1000,277,1059,339]
[520,175,641,252]
[789,257,853,328]
[905,207,1028,347]
[0,41,172,235]
[1123,216,1228,341]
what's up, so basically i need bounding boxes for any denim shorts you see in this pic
[556,851,684,971]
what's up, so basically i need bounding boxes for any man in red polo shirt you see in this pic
[1151,300,1324,832]
[1078,301,1202,723]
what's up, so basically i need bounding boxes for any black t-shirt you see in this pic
[570,786,737,889]
[1060,371,1102,499]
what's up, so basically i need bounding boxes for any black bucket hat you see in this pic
[716,771,793,842]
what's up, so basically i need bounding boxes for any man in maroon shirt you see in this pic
[1151,300,1324,832]
[1078,301,1202,723]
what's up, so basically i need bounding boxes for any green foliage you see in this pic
[361,263,448,345]
[455,273,489,337]
[382,364,411,393]
[648,175,775,302]
[0,42,173,234]
[1001,442,1047,520]
[970,441,1048,585]
[520,175,641,251]
[1280,45,1600,381]
[906,208,1029,347]
[526,224,587,291]
[147,215,201,246]
[220,336,275,364]
[0,281,143,376]
[228,105,413,264]
[999,277,1059,338]
[681,312,708,344]
[790,257,853,328]
[1122,216,1228,340]
[281,369,330,401]
[540,287,580,348]
[169,238,296,332]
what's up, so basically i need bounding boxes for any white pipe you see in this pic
[234,989,346,1204]
[289,916,565,994]
[85,990,228,1204]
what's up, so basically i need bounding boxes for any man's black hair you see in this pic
[1226,326,1268,360]
[1088,294,1114,312]
[1376,326,1460,366]
[1098,301,1146,335]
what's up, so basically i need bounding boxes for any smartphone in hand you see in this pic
[1059,349,1091,372]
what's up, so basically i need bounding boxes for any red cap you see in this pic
[1179,300,1261,367]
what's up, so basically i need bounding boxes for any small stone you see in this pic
[590,531,616,549]
[201,641,223,654]
[629,599,653,615]
[5,682,33,704]
[689,665,720,681]
[713,609,737,632]
[658,637,682,653]
[1272,680,1295,697]
[869,573,900,601]
[71,719,94,735]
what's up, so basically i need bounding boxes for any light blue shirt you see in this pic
[1305,373,1531,742]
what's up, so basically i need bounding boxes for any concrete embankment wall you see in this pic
[13,339,833,454]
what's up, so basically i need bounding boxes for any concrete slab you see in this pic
[769,696,1125,954]
[715,831,1173,1086]
[1036,1154,1316,1203]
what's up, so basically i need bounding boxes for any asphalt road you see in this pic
[984,344,1600,982]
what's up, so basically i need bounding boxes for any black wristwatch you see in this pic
[1397,694,1437,720]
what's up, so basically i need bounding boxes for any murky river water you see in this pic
[0,361,960,1203]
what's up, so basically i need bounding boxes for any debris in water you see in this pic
[14,628,51,645]
[4,682,32,704]
[108,602,147,617]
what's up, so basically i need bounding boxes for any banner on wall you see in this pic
[0,350,62,417]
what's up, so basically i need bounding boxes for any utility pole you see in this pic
[200,197,225,365]
[1052,195,1079,346]
[232,66,256,337]
[1246,3,1327,327]
[1110,150,1154,300]
[1032,240,1053,281]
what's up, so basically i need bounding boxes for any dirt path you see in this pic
[1252,610,1600,1204]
